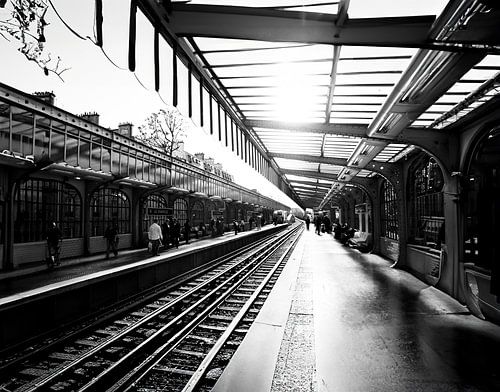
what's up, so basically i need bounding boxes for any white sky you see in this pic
[0,0,302,210]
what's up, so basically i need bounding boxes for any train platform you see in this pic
[0,224,286,349]
[0,225,276,299]
[214,229,500,392]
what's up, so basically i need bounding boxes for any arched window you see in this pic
[464,127,500,278]
[191,201,204,227]
[143,194,169,232]
[381,179,399,240]
[408,155,444,248]
[173,198,188,225]
[90,188,130,236]
[14,179,81,242]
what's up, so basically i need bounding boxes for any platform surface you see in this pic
[214,229,500,392]
[0,225,277,303]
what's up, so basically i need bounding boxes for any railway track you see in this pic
[116,224,303,392]
[0,224,302,392]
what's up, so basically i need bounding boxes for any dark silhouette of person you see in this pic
[46,222,62,265]
[161,219,170,249]
[305,215,310,230]
[171,218,181,248]
[233,220,239,235]
[210,218,216,238]
[104,223,119,259]
[315,216,323,235]
[184,219,191,244]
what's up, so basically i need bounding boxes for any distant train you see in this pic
[273,210,289,224]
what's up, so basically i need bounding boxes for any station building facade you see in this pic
[0,83,286,271]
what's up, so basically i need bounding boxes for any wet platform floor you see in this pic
[214,229,500,392]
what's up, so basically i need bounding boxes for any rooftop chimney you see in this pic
[117,122,133,138]
[33,91,55,106]
[80,112,100,125]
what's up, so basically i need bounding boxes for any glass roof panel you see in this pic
[373,143,408,162]
[331,95,387,104]
[178,2,487,203]
[223,74,331,88]
[274,158,320,171]
[348,0,447,18]
[320,165,344,175]
[286,174,333,183]
[203,44,333,64]
[212,61,332,77]
[357,170,374,177]
[416,55,500,128]
[174,1,340,13]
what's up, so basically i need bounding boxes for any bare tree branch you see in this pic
[0,0,68,79]
[136,106,187,161]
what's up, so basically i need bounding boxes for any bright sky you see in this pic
[0,0,302,210]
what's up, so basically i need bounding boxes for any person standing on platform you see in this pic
[216,218,223,236]
[148,219,163,256]
[104,222,119,259]
[240,219,245,232]
[161,219,170,249]
[249,216,254,230]
[256,215,262,230]
[46,222,62,266]
[305,215,310,230]
[210,218,216,238]
[184,219,191,244]
[261,215,265,228]
[233,220,239,235]
[171,218,181,248]
[323,215,331,233]
[315,215,323,235]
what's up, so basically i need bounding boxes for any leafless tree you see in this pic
[136,107,187,162]
[0,0,69,79]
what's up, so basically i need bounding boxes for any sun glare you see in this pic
[274,67,323,123]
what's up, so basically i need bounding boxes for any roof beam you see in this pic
[324,0,347,123]
[290,180,334,188]
[245,119,367,137]
[269,152,396,176]
[293,184,331,191]
[282,169,338,182]
[167,4,437,47]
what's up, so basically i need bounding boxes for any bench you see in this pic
[348,231,372,252]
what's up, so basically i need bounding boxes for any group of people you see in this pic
[210,217,225,238]
[46,213,271,266]
[333,222,356,245]
[304,214,332,236]
[231,215,265,235]
[147,218,188,256]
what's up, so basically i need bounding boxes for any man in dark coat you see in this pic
[104,223,118,259]
[171,218,181,248]
[184,219,191,244]
[47,222,62,265]
[161,219,170,249]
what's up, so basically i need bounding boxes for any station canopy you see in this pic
[132,0,500,208]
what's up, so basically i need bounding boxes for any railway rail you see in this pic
[0,223,303,392]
